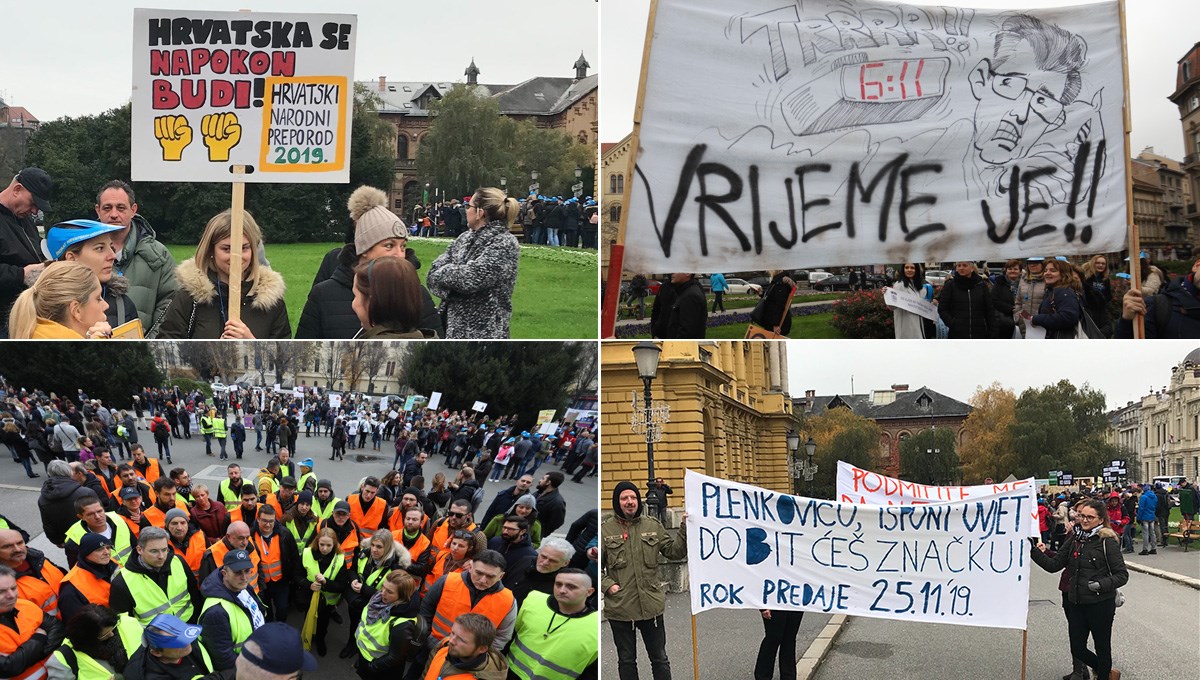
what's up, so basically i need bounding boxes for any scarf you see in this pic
[364,590,393,625]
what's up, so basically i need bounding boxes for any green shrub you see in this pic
[167,378,212,399]
[831,288,893,339]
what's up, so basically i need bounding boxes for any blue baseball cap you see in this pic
[43,219,124,260]
[145,614,202,649]
[241,623,317,674]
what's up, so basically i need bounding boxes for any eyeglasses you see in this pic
[1077,513,1100,521]
[448,511,467,518]
[988,70,1065,125]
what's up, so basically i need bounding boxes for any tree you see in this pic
[176,342,238,382]
[0,345,162,408]
[341,344,371,392]
[899,428,961,486]
[1010,380,1117,480]
[362,344,391,393]
[958,384,1017,483]
[401,343,586,427]
[266,342,313,386]
[798,408,883,499]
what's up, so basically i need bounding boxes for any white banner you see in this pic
[428,392,442,411]
[471,401,488,412]
[328,393,341,409]
[624,0,1125,273]
[883,286,938,321]
[685,470,1031,629]
[835,461,1038,536]
[132,9,356,183]
[538,421,559,436]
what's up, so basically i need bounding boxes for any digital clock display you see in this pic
[840,57,949,103]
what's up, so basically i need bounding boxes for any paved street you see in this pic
[601,549,1199,680]
[2,425,598,679]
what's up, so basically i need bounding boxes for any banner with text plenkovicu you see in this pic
[131,9,357,183]
[624,0,1125,273]
[835,460,1039,537]
[684,470,1031,629]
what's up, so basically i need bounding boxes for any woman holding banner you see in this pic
[154,209,290,339]
[888,263,933,339]
[1030,498,1128,680]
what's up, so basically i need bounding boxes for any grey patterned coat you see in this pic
[426,221,519,338]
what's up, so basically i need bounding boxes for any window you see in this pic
[314,358,320,372]
[577,131,588,145]
[386,361,396,377]
[1185,61,1192,81]
[244,355,249,370]
[609,205,622,222]
[608,174,625,194]
[396,134,409,160]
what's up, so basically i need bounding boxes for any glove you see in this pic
[1087,581,1101,593]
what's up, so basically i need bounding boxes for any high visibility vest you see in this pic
[348,494,387,540]
[199,599,254,655]
[422,645,475,680]
[286,517,317,547]
[65,515,134,566]
[386,509,430,534]
[318,520,359,569]
[507,596,597,680]
[118,513,145,540]
[94,471,116,498]
[144,498,189,528]
[133,459,162,485]
[354,607,414,662]
[217,479,242,510]
[297,472,315,493]
[313,496,341,521]
[228,504,260,526]
[113,480,157,508]
[118,557,194,624]
[200,417,214,436]
[277,462,295,480]
[252,533,283,584]
[207,541,261,592]
[16,561,64,619]
[255,475,280,497]
[430,573,514,642]
[355,554,393,593]
[393,530,431,568]
[211,418,227,439]
[425,551,466,589]
[50,614,142,680]
[431,521,475,557]
[0,599,50,680]
[301,548,344,606]
[61,565,111,608]
[172,531,207,573]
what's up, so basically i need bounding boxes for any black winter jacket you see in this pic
[937,272,993,338]
[1030,528,1128,605]
[1032,285,1082,339]
[653,278,707,339]
[38,475,94,546]
[990,276,1016,339]
[1116,274,1200,339]
[198,569,267,670]
[0,203,42,334]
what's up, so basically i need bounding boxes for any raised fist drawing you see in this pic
[153,115,192,161]
[201,112,242,162]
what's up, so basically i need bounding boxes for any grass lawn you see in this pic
[625,311,842,339]
[165,238,597,338]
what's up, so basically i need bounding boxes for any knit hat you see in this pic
[164,508,189,527]
[349,186,407,256]
[317,479,333,491]
[515,493,537,509]
[297,490,313,505]
[79,533,112,559]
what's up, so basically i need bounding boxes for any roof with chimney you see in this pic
[0,105,40,128]
[795,386,971,421]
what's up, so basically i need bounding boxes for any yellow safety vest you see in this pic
[200,417,214,436]
[51,614,142,680]
[507,596,597,680]
[117,557,193,624]
[301,548,343,606]
[211,418,227,439]
[199,599,254,655]
[354,608,414,661]
[65,514,135,565]
[217,479,242,510]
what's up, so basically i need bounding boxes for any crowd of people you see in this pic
[412,194,598,250]
[0,169,528,340]
[0,379,600,679]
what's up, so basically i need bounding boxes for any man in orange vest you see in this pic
[166,508,206,574]
[229,484,262,526]
[321,501,360,569]
[420,550,516,652]
[144,477,189,528]
[394,506,434,583]
[422,612,507,680]
[0,565,64,680]
[113,463,154,508]
[347,476,390,542]
[130,444,163,485]
[430,499,477,558]
[116,486,153,538]
[197,521,261,590]
[57,533,118,622]
[250,505,297,622]
[0,530,65,619]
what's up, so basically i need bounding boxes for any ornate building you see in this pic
[600,134,631,274]
[794,385,972,477]
[1169,42,1200,240]
[1125,348,1200,482]
[601,341,794,508]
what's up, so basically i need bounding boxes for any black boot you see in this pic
[315,638,327,657]
[1063,658,1087,680]
[338,640,356,659]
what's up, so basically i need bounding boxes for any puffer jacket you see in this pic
[295,244,441,338]
[600,481,687,622]
[937,272,993,338]
[153,260,290,339]
[115,215,179,331]
[1115,274,1200,339]
[426,221,519,339]
[38,475,93,546]
[1029,526,1128,605]
[103,274,140,330]
[1031,284,1082,339]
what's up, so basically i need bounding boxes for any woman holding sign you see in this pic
[154,209,290,339]
[426,187,520,338]
[888,263,934,339]
[1030,498,1128,680]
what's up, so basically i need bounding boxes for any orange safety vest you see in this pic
[16,562,64,619]
[393,530,431,566]
[207,541,262,591]
[429,573,514,642]
[424,551,467,589]
[112,481,158,508]
[253,533,283,583]
[422,644,476,680]
[431,520,476,557]
[387,511,430,534]
[143,498,190,528]
[348,494,387,540]
[117,513,145,539]
[172,532,207,573]
[94,470,116,497]
[319,519,360,569]
[134,459,163,485]
[228,504,261,526]
[60,566,111,608]
[0,599,50,680]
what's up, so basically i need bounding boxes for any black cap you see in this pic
[15,168,53,212]
[241,623,317,673]
[119,486,142,500]
[333,500,351,514]
[281,476,297,488]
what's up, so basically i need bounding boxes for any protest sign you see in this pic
[131,9,356,183]
[472,401,488,412]
[428,392,442,411]
[685,470,1031,629]
[835,461,1038,536]
[536,409,557,426]
[538,421,559,436]
[328,393,341,409]
[622,0,1126,273]
[883,286,938,321]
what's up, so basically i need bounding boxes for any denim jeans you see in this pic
[546,228,559,246]
[1141,520,1157,551]
[610,615,671,680]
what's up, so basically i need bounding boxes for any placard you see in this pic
[538,421,559,436]
[624,0,1126,273]
[471,401,488,413]
[883,287,938,321]
[131,9,356,183]
[536,409,557,426]
[428,392,442,411]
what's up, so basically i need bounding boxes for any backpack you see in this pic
[48,424,64,454]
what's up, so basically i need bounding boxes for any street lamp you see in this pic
[804,437,817,497]
[500,176,507,192]
[574,167,582,180]
[530,170,539,181]
[786,430,800,495]
[632,341,663,484]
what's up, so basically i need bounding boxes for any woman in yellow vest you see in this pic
[300,528,350,657]
[339,529,411,659]
[45,605,143,680]
[58,534,120,624]
[352,570,421,680]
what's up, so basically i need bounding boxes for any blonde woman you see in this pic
[8,261,110,339]
[154,209,289,338]
[426,187,520,338]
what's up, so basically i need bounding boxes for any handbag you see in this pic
[746,283,796,339]
[1100,539,1124,608]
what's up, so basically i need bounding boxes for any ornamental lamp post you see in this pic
[500,176,507,192]
[631,341,663,484]
[804,437,817,497]
[786,429,801,496]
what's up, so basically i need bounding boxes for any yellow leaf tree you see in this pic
[959,383,1017,483]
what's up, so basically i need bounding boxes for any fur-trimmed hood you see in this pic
[174,259,285,310]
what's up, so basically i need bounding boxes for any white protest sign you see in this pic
[835,461,1038,536]
[131,9,356,183]
[471,401,488,413]
[624,0,1126,273]
[428,392,442,411]
[685,470,1031,629]
[538,421,559,436]
[883,286,938,321]
[328,393,341,409]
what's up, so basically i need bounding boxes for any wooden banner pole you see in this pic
[691,613,700,680]
[1118,0,1144,338]
[1021,629,1028,680]
[228,165,246,325]
[601,0,661,338]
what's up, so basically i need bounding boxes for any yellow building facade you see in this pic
[601,341,795,509]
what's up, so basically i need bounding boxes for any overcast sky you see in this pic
[787,340,1199,411]
[601,0,1199,160]
[2,0,598,122]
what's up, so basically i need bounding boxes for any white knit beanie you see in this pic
[349,186,407,256]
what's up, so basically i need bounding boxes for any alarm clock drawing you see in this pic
[780,55,951,137]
